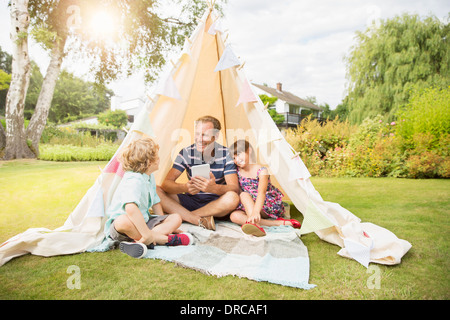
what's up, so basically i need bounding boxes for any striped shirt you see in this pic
[173,142,237,195]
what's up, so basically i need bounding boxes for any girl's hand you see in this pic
[248,211,261,225]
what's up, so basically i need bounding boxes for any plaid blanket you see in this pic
[144,221,315,289]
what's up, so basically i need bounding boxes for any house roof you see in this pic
[252,83,323,111]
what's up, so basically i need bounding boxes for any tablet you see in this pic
[191,164,211,179]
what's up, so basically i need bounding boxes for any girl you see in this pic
[229,139,301,237]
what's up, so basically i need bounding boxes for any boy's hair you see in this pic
[195,115,221,131]
[120,137,159,174]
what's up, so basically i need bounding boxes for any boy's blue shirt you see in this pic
[104,171,160,238]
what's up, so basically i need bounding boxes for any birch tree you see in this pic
[11,0,224,158]
[1,0,35,159]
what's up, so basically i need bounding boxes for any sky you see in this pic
[0,0,448,109]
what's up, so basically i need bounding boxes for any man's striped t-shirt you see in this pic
[172,142,237,195]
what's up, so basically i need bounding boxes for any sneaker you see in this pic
[199,216,216,231]
[119,242,148,258]
[166,233,194,246]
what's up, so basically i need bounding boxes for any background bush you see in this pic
[38,124,120,161]
[39,143,118,161]
[286,86,449,179]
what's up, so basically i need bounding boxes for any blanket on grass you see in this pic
[89,221,316,290]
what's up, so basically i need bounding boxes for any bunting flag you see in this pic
[235,78,258,107]
[85,186,105,218]
[179,37,192,63]
[214,45,241,72]
[257,128,284,147]
[343,238,372,268]
[288,155,311,181]
[130,106,155,137]
[103,156,125,178]
[155,72,182,100]
[340,222,374,268]
[208,19,224,35]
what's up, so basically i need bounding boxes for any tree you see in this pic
[0,70,11,91]
[2,0,225,159]
[47,70,112,123]
[98,109,128,129]
[344,13,449,124]
[1,0,35,158]
[0,46,13,115]
[259,94,284,125]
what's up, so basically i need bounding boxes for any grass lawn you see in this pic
[0,160,449,300]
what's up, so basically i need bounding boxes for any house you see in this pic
[110,95,145,124]
[252,82,323,129]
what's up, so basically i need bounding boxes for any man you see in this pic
[157,116,240,230]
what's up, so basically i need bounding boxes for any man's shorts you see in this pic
[177,193,220,211]
[109,215,168,242]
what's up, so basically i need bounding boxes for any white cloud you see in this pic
[222,0,449,107]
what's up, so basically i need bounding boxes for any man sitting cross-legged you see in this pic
[157,115,239,230]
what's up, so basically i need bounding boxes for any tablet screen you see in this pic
[191,164,210,179]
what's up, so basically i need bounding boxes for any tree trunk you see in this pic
[26,38,66,155]
[2,0,34,160]
[0,121,5,150]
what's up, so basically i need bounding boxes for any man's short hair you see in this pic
[195,115,221,131]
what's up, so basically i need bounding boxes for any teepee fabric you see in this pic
[0,9,411,268]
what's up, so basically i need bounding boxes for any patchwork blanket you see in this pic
[142,221,315,289]
[89,221,315,289]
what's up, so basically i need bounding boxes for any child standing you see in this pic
[105,137,193,258]
[229,139,301,237]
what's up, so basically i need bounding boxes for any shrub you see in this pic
[396,86,450,150]
[38,144,118,161]
[98,110,128,129]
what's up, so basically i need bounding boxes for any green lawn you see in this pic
[0,160,449,300]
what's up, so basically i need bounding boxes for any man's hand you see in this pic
[191,172,217,193]
[186,179,200,195]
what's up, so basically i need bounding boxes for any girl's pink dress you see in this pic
[236,167,285,219]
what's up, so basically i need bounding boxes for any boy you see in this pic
[105,137,193,258]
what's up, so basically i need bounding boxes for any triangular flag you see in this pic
[155,72,182,100]
[288,155,311,181]
[103,156,125,178]
[235,79,258,106]
[214,45,240,72]
[208,19,224,35]
[343,238,372,268]
[130,107,155,137]
[103,156,120,173]
[257,128,284,147]
[86,187,105,218]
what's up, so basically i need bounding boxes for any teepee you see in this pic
[0,6,411,267]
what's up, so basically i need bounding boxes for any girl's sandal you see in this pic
[241,222,266,237]
[276,218,301,229]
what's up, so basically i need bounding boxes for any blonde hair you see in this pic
[120,137,159,174]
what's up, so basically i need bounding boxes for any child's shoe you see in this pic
[241,223,266,237]
[166,233,194,246]
[119,242,148,258]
